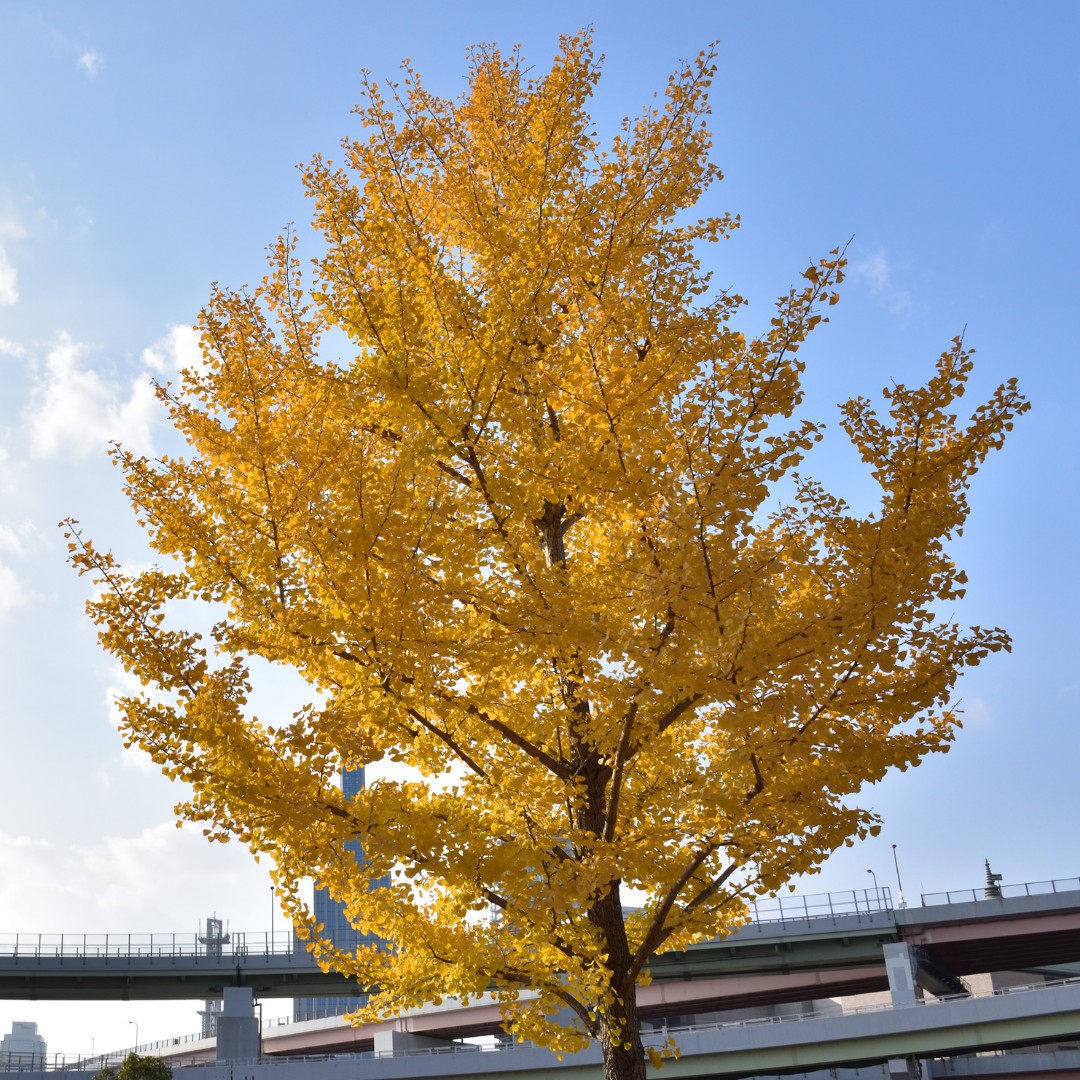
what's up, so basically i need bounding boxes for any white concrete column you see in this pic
[373,1029,455,1056]
[883,942,918,1006]
[889,1057,923,1080]
[216,987,260,1061]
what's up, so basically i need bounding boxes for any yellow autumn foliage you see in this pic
[66,33,1027,1080]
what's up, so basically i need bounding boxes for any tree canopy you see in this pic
[94,1054,172,1080]
[68,32,1028,1080]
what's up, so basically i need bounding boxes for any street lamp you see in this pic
[892,843,907,908]
[128,1021,138,1051]
[867,868,880,906]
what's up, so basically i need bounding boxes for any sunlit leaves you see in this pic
[67,30,1027,1078]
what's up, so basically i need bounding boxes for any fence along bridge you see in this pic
[0,888,894,1002]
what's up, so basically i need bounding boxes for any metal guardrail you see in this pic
[921,878,1080,907]
[0,888,893,965]
[747,886,891,923]
[1,1053,119,1073]
[10,879,1075,964]
[0,931,300,961]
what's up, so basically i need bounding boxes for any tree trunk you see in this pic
[590,880,648,1080]
[599,989,647,1080]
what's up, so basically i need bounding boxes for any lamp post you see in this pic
[867,868,881,906]
[892,843,907,908]
[128,1021,138,1052]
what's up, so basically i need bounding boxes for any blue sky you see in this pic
[0,0,1077,1056]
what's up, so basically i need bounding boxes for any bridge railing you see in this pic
[920,877,1080,906]
[747,885,892,923]
[1,1052,129,1073]
[0,930,301,960]
[0,886,893,963]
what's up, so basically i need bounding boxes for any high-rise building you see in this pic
[1,1022,47,1067]
[294,767,388,1022]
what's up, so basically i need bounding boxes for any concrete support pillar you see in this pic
[216,987,260,1062]
[883,942,918,1006]
[888,1058,923,1080]
[885,944,923,1080]
[373,1029,455,1056]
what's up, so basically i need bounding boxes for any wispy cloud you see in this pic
[0,214,26,241]
[141,323,201,376]
[0,247,16,306]
[0,520,36,621]
[103,666,160,779]
[22,326,197,459]
[0,560,29,620]
[0,214,28,308]
[23,334,159,457]
[0,338,27,357]
[852,248,912,317]
[0,518,39,559]
[960,696,993,726]
[77,50,103,77]
[0,821,267,930]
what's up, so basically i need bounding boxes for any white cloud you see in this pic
[77,50,103,77]
[0,214,26,242]
[0,520,37,621]
[960,696,992,726]
[141,323,200,376]
[103,666,158,778]
[853,249,912,316]
[0,337,26,357]
[0,821,269,931]
[0,560,28,620]
[0,246,17,306]
[0,518,39,559]
[21,328,197,460]
[23,334,159,458]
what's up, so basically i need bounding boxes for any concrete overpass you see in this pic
[4,878,1080,1080]
[0,889,897,1003]
[3,880,1080,1019]
[7,977,1080,1080]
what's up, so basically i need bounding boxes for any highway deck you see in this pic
[2,880,1079,1012]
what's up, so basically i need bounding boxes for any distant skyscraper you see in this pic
[1,1022,46,1067]
[294,766,388,1022]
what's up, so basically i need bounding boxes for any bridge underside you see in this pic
[0,967,358,1001]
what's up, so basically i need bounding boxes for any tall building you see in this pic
[294,767,388,1022]
[1,1022,47,1067]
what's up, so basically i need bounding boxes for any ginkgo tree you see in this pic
[67,32,1027,1080]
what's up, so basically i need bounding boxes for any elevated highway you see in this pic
[2,878,1078,1028]
[7,978,1080,1080]
[176,979,1080,1080]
